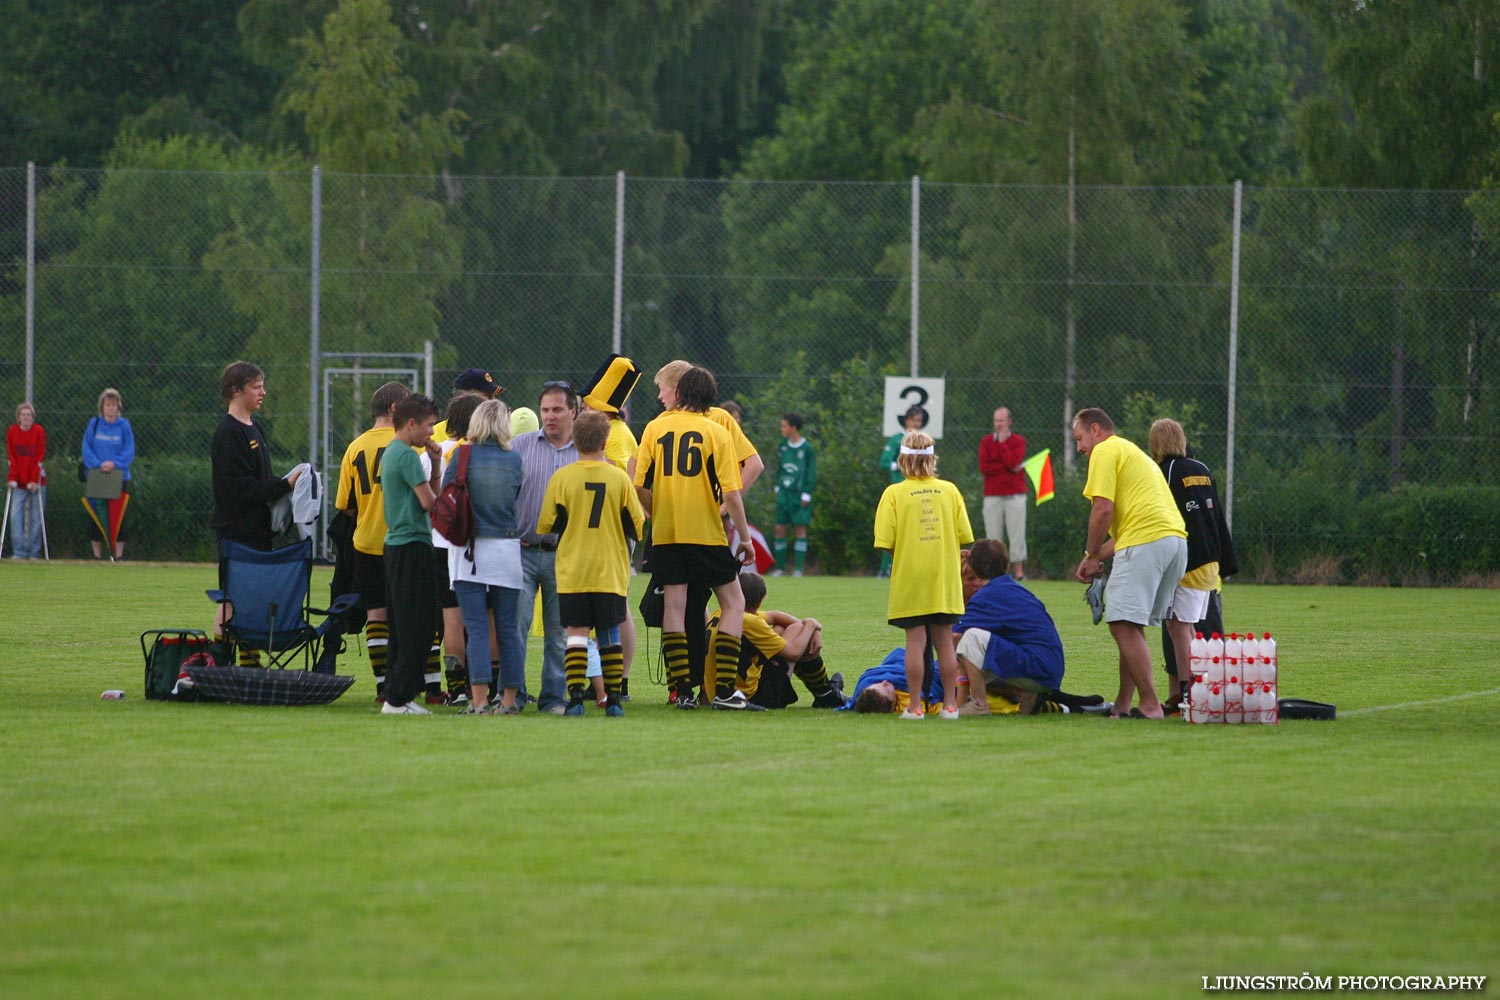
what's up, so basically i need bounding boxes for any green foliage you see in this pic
[737,353,889,573]
[279,0,463,176]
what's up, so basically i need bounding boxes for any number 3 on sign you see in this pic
[883,377,946,439]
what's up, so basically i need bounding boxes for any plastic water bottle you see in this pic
[1190,632,1208,678]
[1189,674,1209,724]
[1224,673,1243,724]
[1206,654,1225,685]
[1260,633,1278,686]
[1207,682,1225,723]
[1241,682,1260,725]
[1259,683,1278,724]
[1242,634,1261,685]
[1207,631,1225,664]
[1224,633,1242,680]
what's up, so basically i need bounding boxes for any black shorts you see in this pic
[431,547,458,609]
[351,549,388,611]
[559,592,628,631]
[648,543,741,589]
[888,612,961,629]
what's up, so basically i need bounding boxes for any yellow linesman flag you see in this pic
[1022,449,1054,505]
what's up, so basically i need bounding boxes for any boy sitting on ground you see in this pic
[706,572,846,709]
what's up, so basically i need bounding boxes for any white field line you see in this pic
[1339,687,1500,717]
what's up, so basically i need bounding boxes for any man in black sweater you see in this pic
[210,362,302,653]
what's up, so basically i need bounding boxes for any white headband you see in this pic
[899,445,935,455]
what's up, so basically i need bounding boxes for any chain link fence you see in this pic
[3,165,1497,580]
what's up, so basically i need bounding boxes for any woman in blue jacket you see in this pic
[82,387,136,559]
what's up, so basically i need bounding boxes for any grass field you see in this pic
[1,560,1497,998]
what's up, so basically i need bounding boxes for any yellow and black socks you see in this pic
[793,654,830,695]
[600,644,625,697]
[712,631,743,699]
[424,632,443,698]
[565,638,590,702]
[444,654,467,698]
[663,631,691,695]
[365,621,389,696]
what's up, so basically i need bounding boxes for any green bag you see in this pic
[140,629,210,701]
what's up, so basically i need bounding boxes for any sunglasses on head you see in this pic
[542,380,573,392]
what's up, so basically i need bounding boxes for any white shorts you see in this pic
[956,627,991,668]
[1168,585,1211,624]
[1105,535,1188,627]
[982,494,1028,563]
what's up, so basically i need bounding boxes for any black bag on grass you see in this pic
[140,628,210,701]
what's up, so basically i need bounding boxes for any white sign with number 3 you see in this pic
[883,377,946,439]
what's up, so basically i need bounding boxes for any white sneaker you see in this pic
[938,707,960,720]
[381,700,431,715]
[899,708,925,720]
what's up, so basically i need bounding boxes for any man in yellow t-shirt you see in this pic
[335,381,410,701]
[1072,407,1187,719]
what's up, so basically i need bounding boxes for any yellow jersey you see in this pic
[706,609,785,697]
[336,425,397,555]
[706,406,757,466]
[1081,435,1186,551]
[633,410,743,546]
[874,476,973,619]
[537,460,645,597]
[604,417,638,471]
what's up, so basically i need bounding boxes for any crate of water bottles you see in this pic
[1185,631,1279,725]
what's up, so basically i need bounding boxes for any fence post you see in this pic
[910,175,921,377]
[1225,179,1243,533]
[24,162,36,406]
[613,170,626,355]
[424,339,433,397]
[308,165,322,467]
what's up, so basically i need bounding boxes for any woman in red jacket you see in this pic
[6,401,47,559]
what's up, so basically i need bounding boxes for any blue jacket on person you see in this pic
[838,648,944,710]
[443,441,523,538]
[82,416,136,481]
[954,576,1065,690]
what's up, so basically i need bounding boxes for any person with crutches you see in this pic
[5,401,47,560]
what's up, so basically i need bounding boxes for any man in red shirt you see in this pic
[978,406,1028,579]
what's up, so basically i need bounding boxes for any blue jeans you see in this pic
[454,581,524,691]
[518,546,566,710]
[8,486,44,558]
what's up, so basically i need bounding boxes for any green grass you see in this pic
[1,561,1497,998]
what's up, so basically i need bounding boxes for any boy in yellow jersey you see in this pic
[641,360,763,700]
[582,354,644,700]
[335,381,410,703]
[537,410,646,716]
[706,572,845,709]
[633,367,756,709]
[874,430,974,720]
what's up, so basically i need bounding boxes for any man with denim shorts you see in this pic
[1072,407,1186,719]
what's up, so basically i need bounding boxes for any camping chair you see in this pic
[208,537,358,675]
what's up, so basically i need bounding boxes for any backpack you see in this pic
[140,629,210,701]
[430,444,475,555]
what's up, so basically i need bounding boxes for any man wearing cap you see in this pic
[434,368,503,441]
[512,380,581,714]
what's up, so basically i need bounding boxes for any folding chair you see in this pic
[208,538,359,674]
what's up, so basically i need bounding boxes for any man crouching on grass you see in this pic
[380,395,443,716]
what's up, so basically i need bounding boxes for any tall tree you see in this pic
[209,0,463,453]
